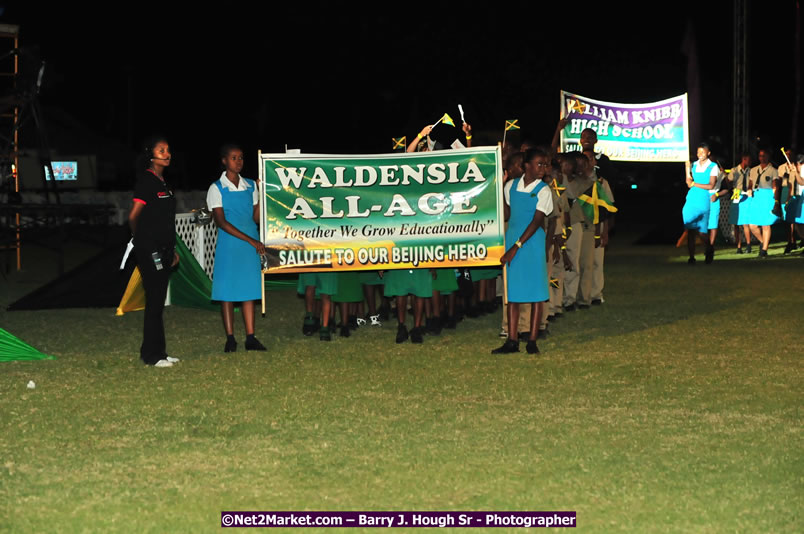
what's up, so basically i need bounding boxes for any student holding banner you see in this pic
[682,143,718,264]
[207,144,267,352]
[493,148,553,355]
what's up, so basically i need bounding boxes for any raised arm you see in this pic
[407,125,433,153]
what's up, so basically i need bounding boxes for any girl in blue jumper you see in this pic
[207,144,267,352]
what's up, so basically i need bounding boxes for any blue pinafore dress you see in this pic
[211,178,262,302]
[506,178,549,303]
[682,161,715,233]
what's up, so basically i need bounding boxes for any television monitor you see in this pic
[44,161,78,181]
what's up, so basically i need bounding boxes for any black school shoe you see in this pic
[302,315,318,336]
[410,327,424,343]
[491,339,519,354]
[395,323,409,343]
[705,245,715,264]
[224,338,237,353]
[339,324,351,338]
[428,317,442,336]
[245,336,267,351]
[784,242,795,254]
[525,340,540,354]
[591,299,603,305]
[319,327,331,341]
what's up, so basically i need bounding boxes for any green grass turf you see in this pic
[0,239,801,533]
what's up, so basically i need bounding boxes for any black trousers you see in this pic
[135,247,172,365]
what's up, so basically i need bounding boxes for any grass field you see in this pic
[0,236,801,533]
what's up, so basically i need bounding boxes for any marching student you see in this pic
[792,155,804,249]
[583,149,616,300]
[383,269,432,344]
[573,152,599,308]
[298,273,338,341]
[747,148,779,258]
[777,147,800,253]
[492,148,553,355]
[728,153,753,254]
[704,158,728,264]
[563,152,593,311]
[207,144,267,353]
[682,143,718,264]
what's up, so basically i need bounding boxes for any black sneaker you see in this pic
[784,242,795,254]
[224,338,237,353]
[395,323,409,343]
[564,303,577,312]
[339,324,351,338]
[578,303,590,310]
[525,340,540,354]
[491,339,519,354]
[320,327,331,341]
[759,249,768,258]
[245,336,267,351]
[591,299,603,306]
[736,248,743,254]
[410,327,424,343]
[746,244,752,254]
[348,315,359,330]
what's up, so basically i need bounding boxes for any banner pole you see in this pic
[258,149,266,317]
[499,141,508,309]
[261,270,266,318]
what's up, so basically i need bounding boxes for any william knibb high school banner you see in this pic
[259,147,504,273]
[558,90,689,162]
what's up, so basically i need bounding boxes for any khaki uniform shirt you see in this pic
[748,164,778,190]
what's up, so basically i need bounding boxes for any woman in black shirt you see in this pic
[128,136,179,367]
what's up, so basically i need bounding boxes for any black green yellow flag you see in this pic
[441,113,455,127]
[578,181,618,224]
[392,137,406,150]
[505,119,520,131]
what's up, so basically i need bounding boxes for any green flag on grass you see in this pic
[0,328,55,362]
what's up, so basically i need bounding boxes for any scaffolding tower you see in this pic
[732,0,748,161]
[0,23,20,271]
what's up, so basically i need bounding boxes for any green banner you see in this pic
[259,147,504,273]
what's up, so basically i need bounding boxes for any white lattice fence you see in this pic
[175,213,217,279]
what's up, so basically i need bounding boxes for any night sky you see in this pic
[4,2,801,196]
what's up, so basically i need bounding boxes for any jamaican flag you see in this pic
[577,180,617,224]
